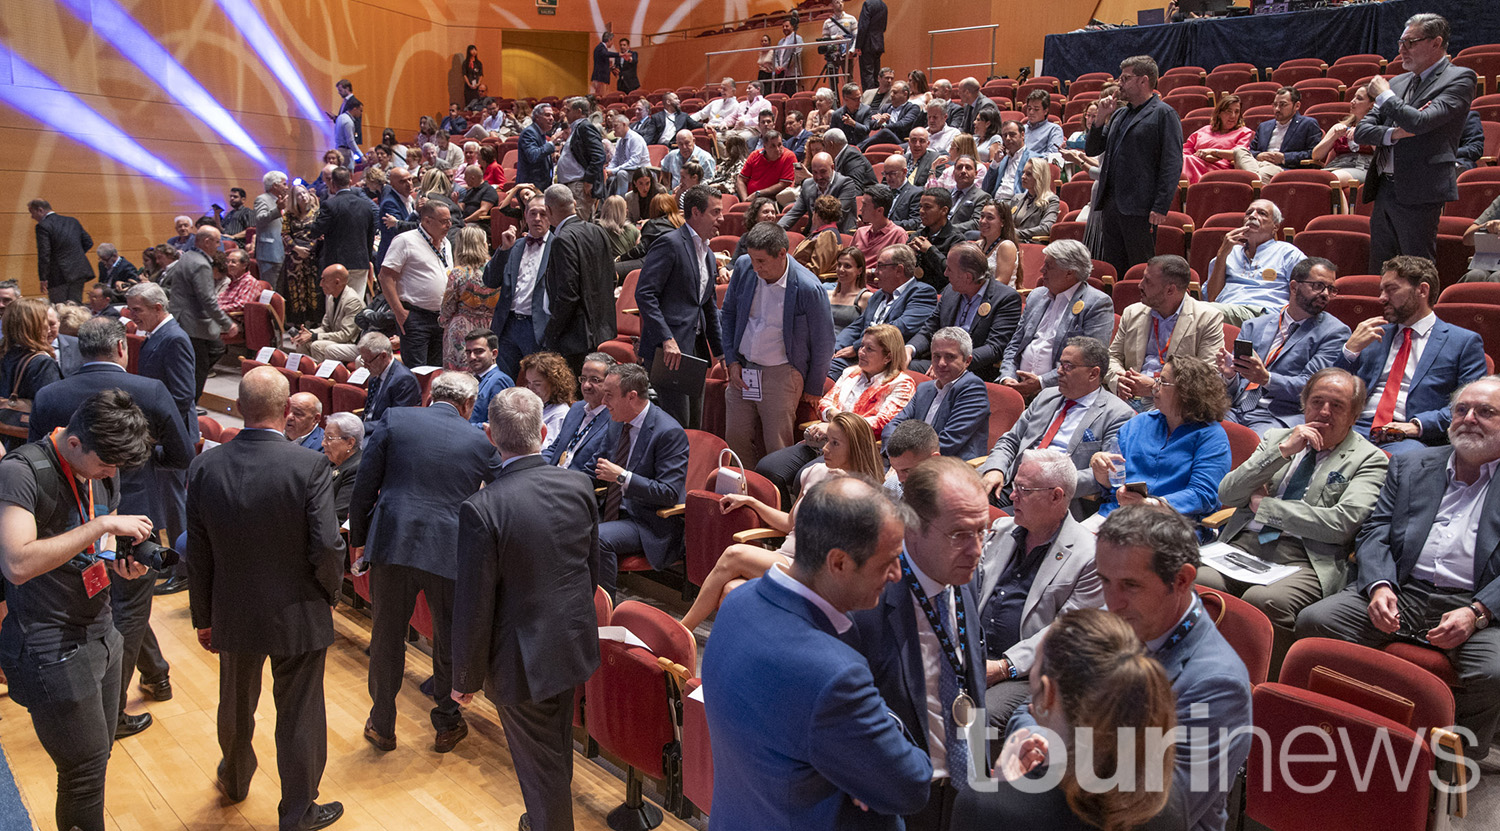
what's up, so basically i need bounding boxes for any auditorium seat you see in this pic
[1471,94,1500,123]
[1448,179,1500,220]
[1220,419,1260,468]
[675,466,780,590]
[1270,62,1326,86]
[708,235,739,256]
[1333,274,1381,297]
[242,292,286,352]
[1455,52,1500,97]
[1200,169,1260,187]
[1289,230,1370,280]
[1325,61,1382,87]
[984,383,1026,447]
[1260,181,1335,235]
[598,269,642,365]
[198,415,223,444]
[1205,68,1255,100]
[1305,213,1369,234]
[1157,75,1207,97]
[679,676,712,817]
[1112,279,1142,315]
[1232,84,1280,110]
[1195,586,1273,685]
[1057,179,1095,215]
[1435,302,1500,363]
[331,382,367,415]
[1185,181,1255,228]
[1322,294,1383,332]
[1163,92,1212,121]
[1187,226,1232,284]
[1291,78,1345,108]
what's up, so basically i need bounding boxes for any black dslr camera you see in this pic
[117,537,179,571]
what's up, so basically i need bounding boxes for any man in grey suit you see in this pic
[981,336,1133,508]
[778,152,861,234]
[946,156,991,236]
[1355,13,1476,271]
[1222,257,1350,434]
[168,225,238,400]
[998,240,1114,399]
[254,171,289,286]
[29,198,93,303]
[1206,368,1389,668]
[452,387,599,831]
[977,448,1103,727]
[1298,375,1500,754]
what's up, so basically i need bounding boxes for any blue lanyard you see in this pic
[900,556,971,695]
[1157,603,1202,654]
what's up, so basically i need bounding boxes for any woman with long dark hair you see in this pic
[462,45,484,106]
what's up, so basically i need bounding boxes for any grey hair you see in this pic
[430,370,479,406]
[1066,336,1109,371]
[1043,239,1093,280]
[357,331,393,355]
[544,183,576,212]
[1405,13,1450,44]
[463,141,480,153]
[96,243,118,259]
[324,411,364,444]
[565,96,590,115]
[926,99,951,114]
[262,170,287,191]
[1251,199,1284,228]
[125,282,168,309]
[77,317,126,360]
[931,326,973,360]
[1017,448,1078,502]
[823,127,847,147]
[815,87,836,104]
[488,386,544,455]
[530,102,552,120]
[584,352,618,369]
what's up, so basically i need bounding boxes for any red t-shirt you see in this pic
[740,148,795,194]
[484,162,508,187]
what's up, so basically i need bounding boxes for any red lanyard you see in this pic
[49,429,96,553]
[1151,316,1172,364]
[1264,308,1295,367]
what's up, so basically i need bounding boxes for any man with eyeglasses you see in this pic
[377,201,452,368]
[829,244,937,378]
[849,457,990,831]
[1355,13,1476,272]
[1203,199,1306,327]
[975,448,1103,729]
[1298,375,1500,755]
[1221,257,1351,434]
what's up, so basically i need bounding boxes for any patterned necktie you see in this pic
[1258,450,1319,546]
[601,423,633,522]
[1372,327,1413,428]
[933,588,970,790]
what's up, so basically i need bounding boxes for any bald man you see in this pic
[292,265,365,362]
[286,392,325,451]
[778,151,861,234]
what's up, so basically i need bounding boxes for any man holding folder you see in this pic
[633,185,725,430]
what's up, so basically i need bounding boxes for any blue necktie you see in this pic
[934,589,970,790]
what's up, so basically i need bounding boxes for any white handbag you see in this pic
[713,448,748,495]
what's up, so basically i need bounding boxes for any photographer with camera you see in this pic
[816,0,858,90]
[0,389,156,831]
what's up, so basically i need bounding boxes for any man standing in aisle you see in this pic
[29,198,93,303]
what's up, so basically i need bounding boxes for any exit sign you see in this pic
[538,0,556,14]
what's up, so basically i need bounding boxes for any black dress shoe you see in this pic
[155,576,190,595]
[305,801,344,830]
[139,676,173,701]
[115,711,153,740]
[517,814,530,831]
[433,721,468,753]
[214,761,247,803]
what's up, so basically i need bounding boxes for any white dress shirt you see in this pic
[907,554,961,780]
[1046,388,1099,451]
[1413,456,1498,590]
[1019,283,1082,377]
[1353,311,1438,424]
[767,562,852,633]
[741,261,790,367]
[512,232,549,315]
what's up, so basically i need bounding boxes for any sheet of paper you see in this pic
[411,365,441,376]
[255,346,276,363]
[316,359,341,378]
[741,367,762,402]
[1199,541,1302,586]
[201,439,220,451]
[688,683,705,703]
[346,367,370,385]
[258,289,275,303]
[285,352,303,370]
[598,626,650,650]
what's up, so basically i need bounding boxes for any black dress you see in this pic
[0,348,62,451]
[463,58,484,105]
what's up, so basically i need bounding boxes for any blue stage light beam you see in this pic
[212,0,336,149]
[0,43,199,199]
[55,0,272,169]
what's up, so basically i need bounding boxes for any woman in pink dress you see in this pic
[1181,94,1253,184]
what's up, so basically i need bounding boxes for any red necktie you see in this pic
[1037,399,1078,449]
[1372,327,1413,428]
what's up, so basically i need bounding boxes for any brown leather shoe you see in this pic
[363,719,396,752]
[433,721,468,753]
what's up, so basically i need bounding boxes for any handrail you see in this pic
[928,25,1004,36]
[928,24,998,80]
[703,37,852,58]
[705,37,854,90]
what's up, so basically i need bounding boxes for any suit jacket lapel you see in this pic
[1405,450,1450,559]
[884,581,927,739]
[1025,526,1073,621]
[1410,322,1447,390]
[1478,468,1500,585]
[1066,394,1103,452]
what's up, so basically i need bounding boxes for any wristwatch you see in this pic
[615,471,628,485]
[1471,603,1490,630]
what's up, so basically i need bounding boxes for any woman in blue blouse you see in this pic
[1089,355,1230,522]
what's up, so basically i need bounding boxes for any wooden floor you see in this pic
[0,590,699,831]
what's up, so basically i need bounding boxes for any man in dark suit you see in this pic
[544,352,616,472]
[1297,376,1500,754]
[883,328,990,460]
[829,84,874,148]
[1084,55,1184,277]
[946,156,991,236]
[909,189,963,292]
[516,103,558,187]
[704,476,933,829]
[453,387,601,831]
[830,244,937,378]
[853,0,887,90]
[590,363,689,599]
[374,167,415,276]
[310,166,377,295]
[1355,13,1476,271]
[321,412,362,524]
[634,186,725,429]
[779,152,861,234]
[903,127,939,187]
[1231,87,1323,184]
[95,243,138,292]
[827,129,877,189]
[349,371,501,754]
[557,97,608,220]
[29,318,194,739]
[881,156,923,229]
[167,225,239,400]
[29,198,93,303]
[950,78,994,135]
[541,184,616,376]
[908,243,1021,382]
[1334,255,1486,453]
[356,332,421,430]
[642,93,701,147]
[481,194,551,378]
[860,81,924,150]
[186,367,345,831]
[126,281,199,594]
[849,458,991,830]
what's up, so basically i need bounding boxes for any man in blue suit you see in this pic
[515,104,558,187]
[1012,504,1252,831]
[461,329,513,428]
[348,371,501,754]
[703,475,933,830]
[1334,255,1486,453]
[374,167,416,276]
[480,194,551,378]
[884,328,990,461]
[908,243,1022,382]
[29,317,194,738]
[356,332,421,431]
[998,240,1114,399]
[849,458,991,831]
[634,185,725,429]
[590,363,689,598]
[830,244,937,378]
[1231,86,1322,184]
[1223,257,1351,434]
[125,281,199,594]
[544,352,615,471]
[720,223,835,466]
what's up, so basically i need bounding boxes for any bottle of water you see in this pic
[1104,436,1126,491]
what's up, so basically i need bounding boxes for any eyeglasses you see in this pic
[1009,484,1051,497]
[941,528,998,549]
[1153,378,1175,390]
[1452,402,1500,421]
[1056,361,1083,373]
[1397,35,1433,49]
[1293,279,1338,296]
